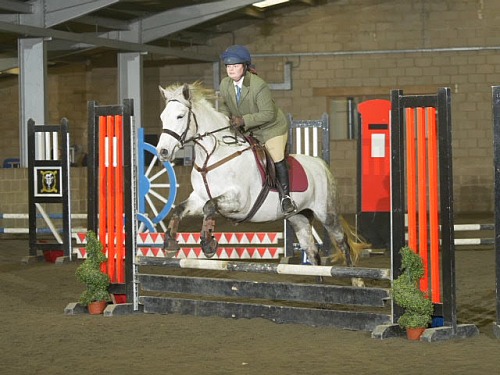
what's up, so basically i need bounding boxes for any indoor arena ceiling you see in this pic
[0,0,324,73]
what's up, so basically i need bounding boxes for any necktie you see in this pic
[236,85,241,103]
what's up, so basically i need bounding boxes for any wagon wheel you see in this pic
[137,131,178,233]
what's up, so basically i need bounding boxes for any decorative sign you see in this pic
[34,166,62,197]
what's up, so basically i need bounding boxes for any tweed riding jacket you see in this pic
[218,71,289,143]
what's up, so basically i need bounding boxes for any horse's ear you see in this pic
[159,86,168,100]
[182,83,191,101]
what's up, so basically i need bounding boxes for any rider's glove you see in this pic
[230,116,245,130]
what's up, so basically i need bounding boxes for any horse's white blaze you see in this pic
[156,99,192,161]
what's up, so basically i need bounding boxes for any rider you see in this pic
[218,44,297,215]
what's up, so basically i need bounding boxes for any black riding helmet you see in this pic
[221,45,252,66]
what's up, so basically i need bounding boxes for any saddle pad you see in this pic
[254,152,308,193]
[288,155,308,192]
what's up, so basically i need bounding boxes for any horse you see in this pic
[155,82,369,284]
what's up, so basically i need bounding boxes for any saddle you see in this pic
[193,133,308,223]
[243,134,308,193]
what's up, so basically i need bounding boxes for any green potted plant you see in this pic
[75,231,111,314]
[392,246,434,340]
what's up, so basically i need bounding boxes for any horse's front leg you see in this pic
[200,199,219,258]
[199,192,242,258]
[162,202,188,256]
[164,213,181,251]
[163,195,204,257]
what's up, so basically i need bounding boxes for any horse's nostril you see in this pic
[160,149,169,159]
[158,148,170,161]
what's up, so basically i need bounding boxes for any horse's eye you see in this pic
[177,114,184,120]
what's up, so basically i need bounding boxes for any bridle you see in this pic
[161,96,268,222]
[161,98,232,147]
[161,98,196,146]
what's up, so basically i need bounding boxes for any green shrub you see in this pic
[75,231,111,306]
[392,246,434,329]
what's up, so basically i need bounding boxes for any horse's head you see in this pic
[156,83,197,162]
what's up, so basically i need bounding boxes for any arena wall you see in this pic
[1,0,498,215]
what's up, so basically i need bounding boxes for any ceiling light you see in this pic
[253,0,289,9]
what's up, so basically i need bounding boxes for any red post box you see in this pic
[357,99,391,250]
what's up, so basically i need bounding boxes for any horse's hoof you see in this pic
[163,237,180,251]
[201,238,218,258]
[163,249,179,258]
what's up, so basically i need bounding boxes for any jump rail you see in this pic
[0,213,86,235]
[491,85,500,338]
[136,256,391,280]
[135,255,392,331]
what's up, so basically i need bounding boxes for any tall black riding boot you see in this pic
[274,160,297,215]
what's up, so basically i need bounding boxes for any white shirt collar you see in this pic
[234,77,244,88]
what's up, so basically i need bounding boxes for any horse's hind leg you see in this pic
[287,213,321,266]
[324,213,351,265]
[323,213,365,287]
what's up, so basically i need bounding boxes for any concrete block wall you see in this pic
[0,168,88,232]
[0,76,19,163]
[1,0,500,215]
[330,140,357,214]
[214,0,500,213]
[0,169,29,230]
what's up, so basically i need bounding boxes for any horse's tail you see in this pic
[331,216,371,265]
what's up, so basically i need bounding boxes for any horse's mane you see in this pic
[164,81,218,107]
[161,81,229,129]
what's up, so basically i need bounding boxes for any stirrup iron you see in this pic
[281,195,297,215]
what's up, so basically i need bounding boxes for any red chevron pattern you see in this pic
[73,232,284,259]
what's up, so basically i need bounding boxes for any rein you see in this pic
[186,126,233,143]
[162,98,271,223]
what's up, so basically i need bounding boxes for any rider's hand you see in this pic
[230,116,245,130]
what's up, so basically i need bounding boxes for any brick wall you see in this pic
[1,0,500,215]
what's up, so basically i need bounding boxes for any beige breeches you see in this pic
[265,133,288,163]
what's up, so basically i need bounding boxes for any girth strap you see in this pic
[234,183,270,224]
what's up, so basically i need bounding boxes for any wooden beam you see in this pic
[0,20,217,62]
[0,0,32,13]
